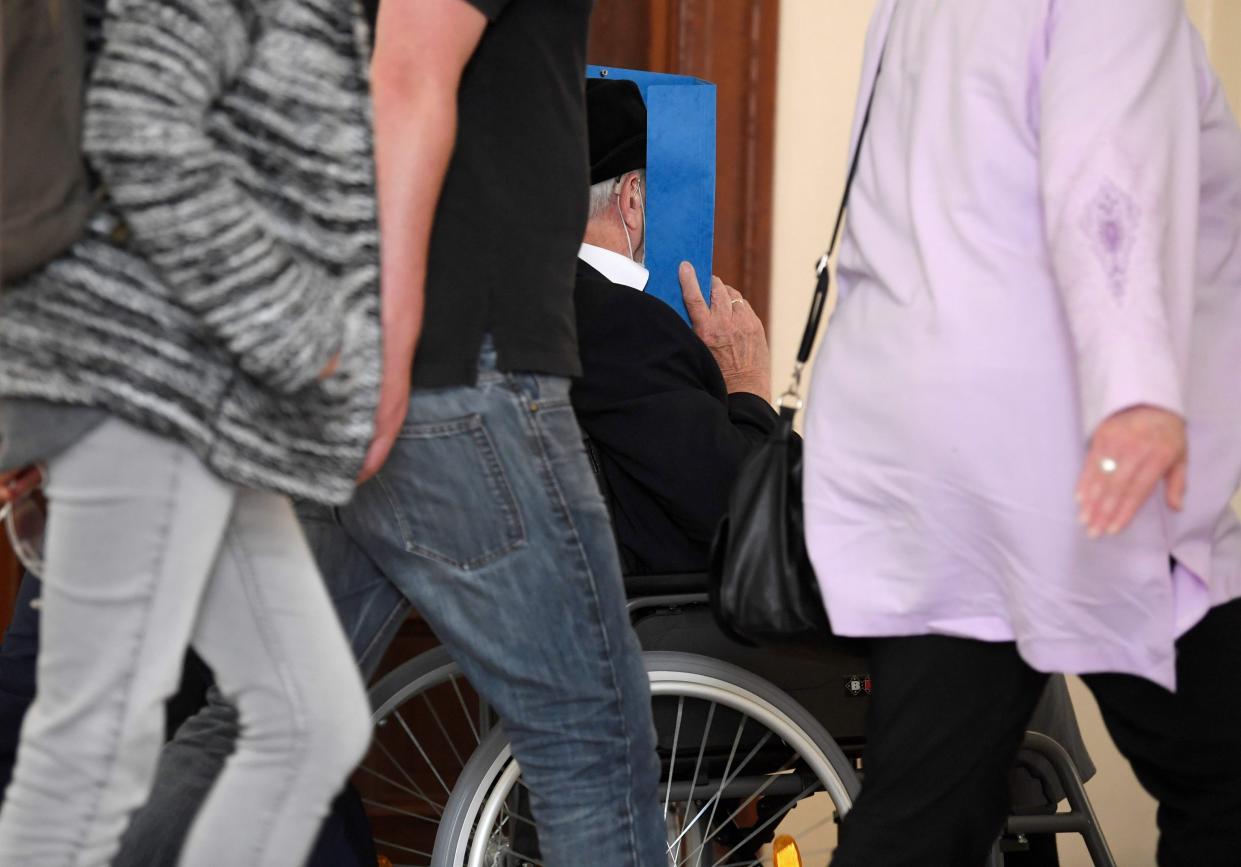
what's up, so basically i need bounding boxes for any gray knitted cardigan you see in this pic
[0,0,381,504]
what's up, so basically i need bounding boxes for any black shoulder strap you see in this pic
[780,20,892,417]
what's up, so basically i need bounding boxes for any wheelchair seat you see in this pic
[622,570,710,598]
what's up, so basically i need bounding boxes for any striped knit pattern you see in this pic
[0,0,381,504]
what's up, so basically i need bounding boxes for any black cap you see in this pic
[587,78,647,185]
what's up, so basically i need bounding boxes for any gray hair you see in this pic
[587,169,645,222]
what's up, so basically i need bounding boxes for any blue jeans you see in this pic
[311,344,665,866]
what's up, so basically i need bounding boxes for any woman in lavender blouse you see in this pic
[805,1,1241,864]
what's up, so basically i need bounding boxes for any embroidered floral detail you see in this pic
[1080,180,1139,302]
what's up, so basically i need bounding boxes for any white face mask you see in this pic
[614,177,646,265]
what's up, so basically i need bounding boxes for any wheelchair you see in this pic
[355,438,1114,866]
[355,572,1114,867]
[357,576,857,867]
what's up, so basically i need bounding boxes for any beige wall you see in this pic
[1189,0,1241,111]
[769,0,875,398]
[767,3,1241,865]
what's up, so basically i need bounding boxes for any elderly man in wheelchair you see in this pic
[356,79,1107,867]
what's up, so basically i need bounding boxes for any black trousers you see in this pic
[831,598,1241,867]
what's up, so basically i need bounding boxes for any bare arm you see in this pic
[359,0,488,480]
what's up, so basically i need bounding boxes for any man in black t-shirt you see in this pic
[322,2,667,866]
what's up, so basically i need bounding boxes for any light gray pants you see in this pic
[0,418,371,867]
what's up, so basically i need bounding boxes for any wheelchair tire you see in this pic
[432,650,861,867]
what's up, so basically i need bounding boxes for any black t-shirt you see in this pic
[412,0,593,388]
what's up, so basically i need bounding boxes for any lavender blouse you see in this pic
[804,0,1241,689]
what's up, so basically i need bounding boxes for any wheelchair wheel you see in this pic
[432,651,861,867]
[360,646,492,867]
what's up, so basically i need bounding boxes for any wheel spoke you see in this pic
[369,736,446,815]
[675,732,785,865]
[420,688,468,770]
[392,709,454,796]
[487,789,546,866]
[669,709,749,854]
[664,696,686,819]
[682,701,716,867]
[497,786,540,831]
[708,779,818,867]
[686,728,781,844]
[703,759,796,841]
[357,763,446,817]
[687,701,716,808]
[372,835,433,859]
[448,674,482,745]
[362,794,445,830]
[685,754,799,863]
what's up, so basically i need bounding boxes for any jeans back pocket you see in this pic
[375,413,526,570]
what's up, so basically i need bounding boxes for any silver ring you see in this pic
[1099,457,1119,474]
[730,298,745,306]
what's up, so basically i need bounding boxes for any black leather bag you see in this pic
[708,404,828,646]
[708,52,886,649]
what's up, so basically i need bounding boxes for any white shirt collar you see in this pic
[578,243,650,292]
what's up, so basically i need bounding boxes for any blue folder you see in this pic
[587,66,717,325]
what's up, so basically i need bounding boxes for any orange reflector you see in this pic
[773,834,803,867]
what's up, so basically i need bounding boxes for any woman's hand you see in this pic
[1076,405,1187,538]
